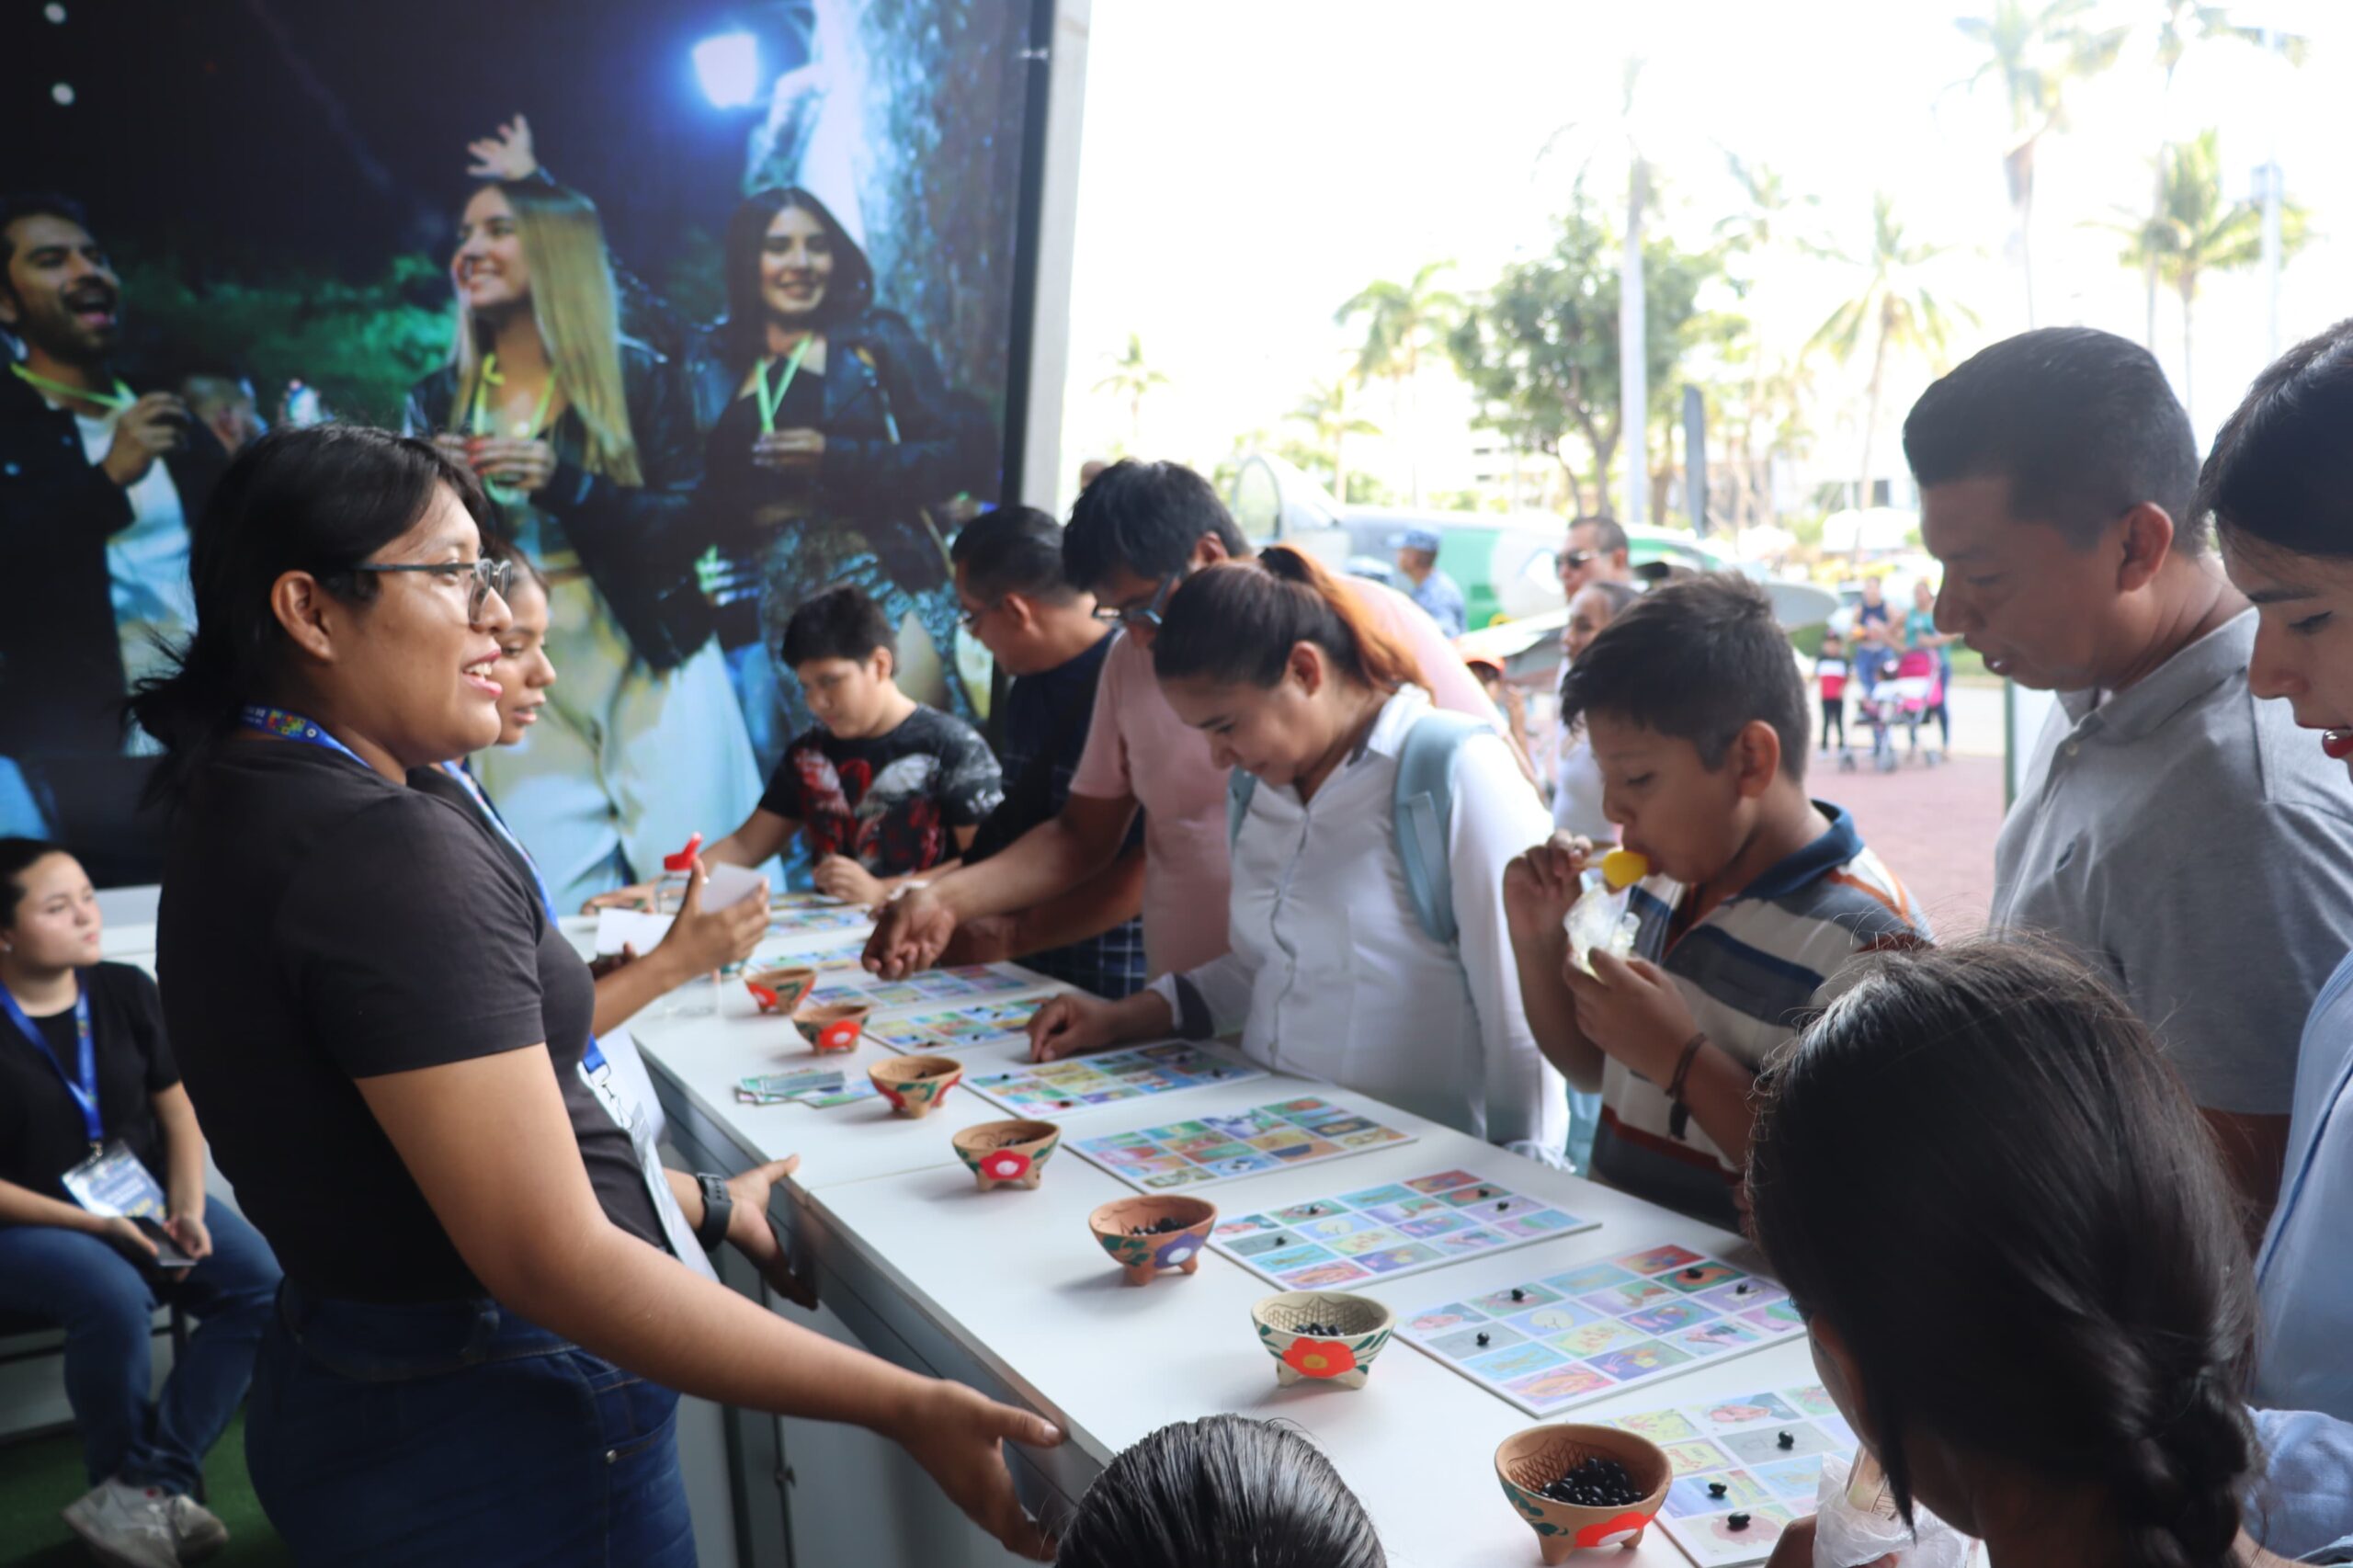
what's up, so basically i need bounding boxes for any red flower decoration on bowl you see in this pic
[1280,1337,1358,1380]
[817,1017,862,1053]
[1574,1512,1655,1549]
[877,1084,906,1111]
[979,1150,1031,1182]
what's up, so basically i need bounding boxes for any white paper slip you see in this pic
[595,907,675,957]
[700,863,766,911]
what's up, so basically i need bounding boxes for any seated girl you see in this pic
[1748,939,2298,1568]
[1027,547,1559,1148]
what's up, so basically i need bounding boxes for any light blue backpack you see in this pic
[1224,710,1490,948]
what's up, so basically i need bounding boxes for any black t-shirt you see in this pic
[0,962,176,1205]
[758,704,1003,876]
[159,740,666,1304]
[702,376,830,650]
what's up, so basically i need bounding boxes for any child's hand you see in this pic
[813,855,883,907]
[1562,949,1697,1080]
[1503,834,1592,937]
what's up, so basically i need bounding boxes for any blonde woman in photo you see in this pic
[405,179,761,908]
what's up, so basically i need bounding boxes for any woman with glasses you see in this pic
[129,426,1060,1565]
[405,176,763,913]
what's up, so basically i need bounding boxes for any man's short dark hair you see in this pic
[0,193,91,302]
[1903,326,2200,553]
[781,584,895,667]
[1560,573,1809,780]
[1063,460,1247,591]
[1569,514,1629,557]
[951,506,1079,605]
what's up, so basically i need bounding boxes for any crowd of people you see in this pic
[5,119,2353,1568]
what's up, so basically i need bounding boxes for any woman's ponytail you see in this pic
[1153,545,1426,693]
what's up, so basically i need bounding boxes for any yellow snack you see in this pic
[1599,848,1649,891]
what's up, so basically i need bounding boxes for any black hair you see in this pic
[780,584,895,668]
[1154,546,1423,694]
[1903,326,2201,553]
[1558,573,1807,778]
[1748,939,2256,1568]
[1560,577,1642,732]
[0,837,68,928]
[1063,460,1248,592]
[1053,1415,1384,1568]
[123,425,492,802]
[2197,317,2353,562]
[950,506,1079,606]
[0,192,92,281]
[1568,513,1629,557]
[719,187,874,367]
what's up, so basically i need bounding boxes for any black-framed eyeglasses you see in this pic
[343,558,515,620]
[1090,573,1180,630]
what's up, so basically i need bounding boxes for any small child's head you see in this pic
[1563,579,1638,663]
[1055,1415,1383,1568]
[1821,631,1845,656]
[781,585,900,738]
[1749,940,2255,1558]
[1557,573,1808,886]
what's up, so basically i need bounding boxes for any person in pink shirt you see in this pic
[865,460,1525,982]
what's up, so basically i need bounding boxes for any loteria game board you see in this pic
[962,1040,1264,1117]
[1395,1244,1803,1416]
[1208,1169,1597,1290]
[1597,1383,1861,1566]
[1068,1096,1415,1192]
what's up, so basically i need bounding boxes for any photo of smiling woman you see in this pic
[131,426,1059,1564]
[406,177,762,910]
[699,185,980,761]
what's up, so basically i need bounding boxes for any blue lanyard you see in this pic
[1,980,102,1149]
[241,705,372,770]
[436,763,608,1078]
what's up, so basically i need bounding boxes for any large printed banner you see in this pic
[1,0,1040,894]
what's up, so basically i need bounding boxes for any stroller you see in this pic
[1843,648,1945,772]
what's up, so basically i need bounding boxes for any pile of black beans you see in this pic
[1125,1217,1189,1236]
[1293,1321,1347,1335]
[1537,1456,1643,1508]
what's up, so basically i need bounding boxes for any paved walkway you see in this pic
[1814,748,2003,937]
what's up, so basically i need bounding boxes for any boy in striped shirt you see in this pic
[1505,574,1927,1229]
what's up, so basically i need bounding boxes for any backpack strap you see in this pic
[1225,767,1259,847]
[1392,710,1488,948]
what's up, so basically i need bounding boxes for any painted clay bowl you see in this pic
[795,1001,872,1054]
[1250,1290,1394,1390]
[1086,1196,1217,1285]
[744,966,819,1016]
[950,1119,1062,1190]
[1494,1424,1672,1561]
[868,1053,961,1118]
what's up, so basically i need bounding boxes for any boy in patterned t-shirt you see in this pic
[608,585,1001,906]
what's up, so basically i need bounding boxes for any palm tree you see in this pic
[1813,194,1973,554]
[1336,261,1461,504]
[2112,131,2308,424]
[1285,377,1382,504]
[1954,0,2127,326]
[1091,332,1167,455]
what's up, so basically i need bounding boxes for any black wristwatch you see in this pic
[694,1173,733,1251]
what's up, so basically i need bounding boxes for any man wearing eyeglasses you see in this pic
[0,193,226,882]
[1556,514,1633,601]
[866,459,1526,985]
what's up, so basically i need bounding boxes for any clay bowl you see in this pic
[1086,1196,1217,1286]
[1250,1290,1395,1390]
[745,966,819,1016]
[951,1119,1063,1190]
[868,1053,961,1118]
[1493,1424,1672,1562]
[795,1001,873,1054]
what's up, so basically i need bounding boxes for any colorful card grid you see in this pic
[866,1001,1044,1057]
[1069,1097,1415,1192]
[1597,1384,1859,1566]
[802,961,1048,1015]
[767,893,875,937]
[964,1041,1264,1116]
[1207,1170,1597,1290]
[1397,1244,1804,1415]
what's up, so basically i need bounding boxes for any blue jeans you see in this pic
[0,1206,280,1494]
[246,1281,694,1567]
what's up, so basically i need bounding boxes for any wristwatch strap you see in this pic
[694,1172,733,1251]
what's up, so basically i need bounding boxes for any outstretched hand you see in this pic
[465,116,539,181]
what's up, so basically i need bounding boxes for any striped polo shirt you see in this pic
[1588,801,1927,1228]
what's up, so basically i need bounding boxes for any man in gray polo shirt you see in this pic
[1904,326,2353,1217]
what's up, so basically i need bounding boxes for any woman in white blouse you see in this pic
[1026,547,1560,1147]
[1551,579,1637,839]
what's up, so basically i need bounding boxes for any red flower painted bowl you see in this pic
[1250,1290,1394,1390]
[950,1119,1062,1190]
[867,1053,961,1118]
[1493,1424,1672,1562]
[795,1001,872,1054]
[1086,1196,1217,1286]
[745,966,819,1016]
